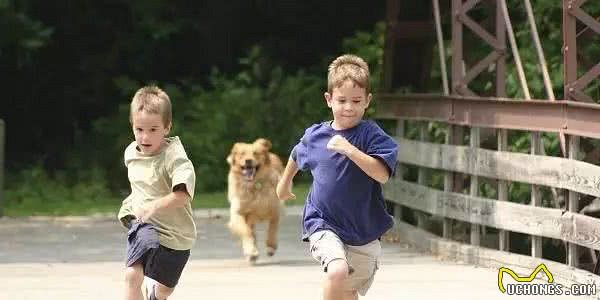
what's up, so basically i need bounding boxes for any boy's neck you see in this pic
[137,138,169,156]
[330,119,361,131]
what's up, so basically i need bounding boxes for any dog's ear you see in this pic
[254,138,272,151]
[254,138,272,165]
[227,143,242,165]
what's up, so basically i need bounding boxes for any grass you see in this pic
[2,183,310,217]
[194,183,310,209]
[2,197,122,217]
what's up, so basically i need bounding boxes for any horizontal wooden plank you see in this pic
[390,219,600,291]
[375,94,600,140]
[397,137,600,198]
[384,179,600,250]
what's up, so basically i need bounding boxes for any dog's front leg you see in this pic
[228,212,259,263]
[266,213,280,256]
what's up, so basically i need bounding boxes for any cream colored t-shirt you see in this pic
[117,136,197,250]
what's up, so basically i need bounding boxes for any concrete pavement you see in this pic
[0,207,591,299]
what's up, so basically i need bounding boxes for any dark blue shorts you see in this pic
[126,220,190,288]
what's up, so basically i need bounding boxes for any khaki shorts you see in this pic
[308,230,381,296]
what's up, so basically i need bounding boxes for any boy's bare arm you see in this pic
[136,184,191,222]
[327,135,390,184]
[276,159,299,201]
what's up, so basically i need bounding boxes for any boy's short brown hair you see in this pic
[130,86,172,127]
[327,54,370,93]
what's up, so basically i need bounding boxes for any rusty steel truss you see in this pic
[381,0,599,271]
[563,0,600,102]
[383,0,598,101]
[451,0,507,97]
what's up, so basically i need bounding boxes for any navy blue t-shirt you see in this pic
[291,120,398,246]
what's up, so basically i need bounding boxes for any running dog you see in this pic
[226,138,283,262]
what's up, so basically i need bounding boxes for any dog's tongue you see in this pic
[242,167,256,179]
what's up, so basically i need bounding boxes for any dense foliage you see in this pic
[1,1,598,214]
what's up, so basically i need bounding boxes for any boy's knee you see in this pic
[155,282,175,299]
[343,290,359,300]
[124,265,144,286]
[326,259,350,283]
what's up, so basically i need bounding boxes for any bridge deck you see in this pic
[0,208,588,299]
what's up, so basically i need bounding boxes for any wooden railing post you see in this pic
[568,135,580,267]
[495,0,508,252]
[497,129,509,251]
[0,119,4,217]
[531,132,542,258]
[394,119,405,220]
[470,127,480,246]
[443,124,454,239]
[417,122,428,228]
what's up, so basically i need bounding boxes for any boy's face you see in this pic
[131,111,170,155]
[324,79,372,130]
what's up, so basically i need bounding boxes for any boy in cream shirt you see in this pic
[118,86,196,300]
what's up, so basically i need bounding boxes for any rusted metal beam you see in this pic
[464,51,502,85]
[376,94,600,139]
[452,0,508,97]
[433,0,449,95]
[571,63,600,91]
[382,0,400,93]
[452,0,464,95]
[563,0,599,102]
[378,94,453,121]
[460,0,481,15]
[495,0,506,97]
[562,0,579,101]
[570,6,600,35]
[459,13,502,49]
[392,21,435,39]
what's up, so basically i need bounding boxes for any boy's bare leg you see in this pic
[124,264,144,300]
[323,259,351,300]
[343,291,359,300]
[154,282,175,300]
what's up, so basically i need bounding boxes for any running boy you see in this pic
[118,86,196,300]
[276,54,398,300]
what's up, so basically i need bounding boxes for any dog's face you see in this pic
[227,138,272,182]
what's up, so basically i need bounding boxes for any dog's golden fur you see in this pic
[226,138,283,262]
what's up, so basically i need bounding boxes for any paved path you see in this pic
[0,208,591,299]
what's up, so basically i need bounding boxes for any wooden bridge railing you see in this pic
[0,119,4,217]
[377,94,600,289]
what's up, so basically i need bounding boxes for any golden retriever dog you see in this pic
[226,138,283,263]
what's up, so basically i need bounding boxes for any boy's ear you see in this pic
[324,92,332,107]
[365,93,372,107]
[165,122,172,135]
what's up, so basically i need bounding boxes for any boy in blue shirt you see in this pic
[277,54,398,300]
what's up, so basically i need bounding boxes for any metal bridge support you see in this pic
[451,0,507,247]
[563,0,599,268]
[563,0,600,102]
[382,0,434,92]
[451,0,507,97]
[0,119,4,217]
